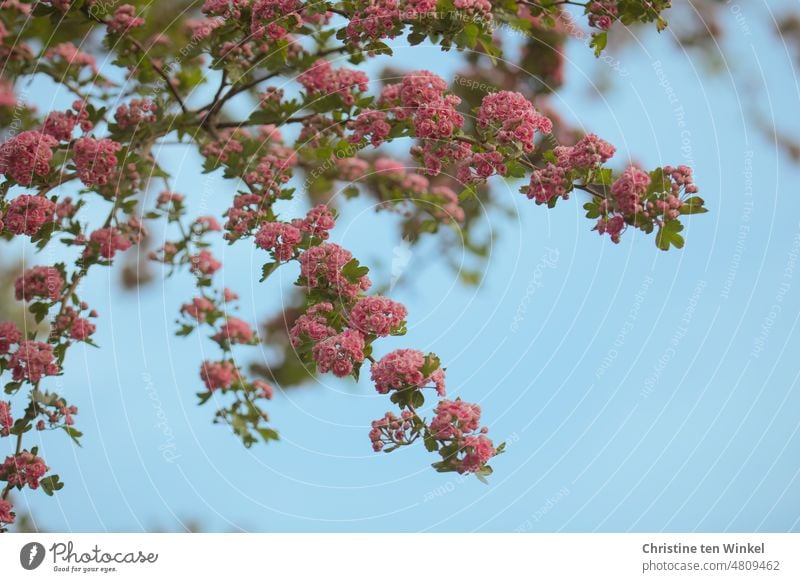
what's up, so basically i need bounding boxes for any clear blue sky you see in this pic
[8,2,800,532]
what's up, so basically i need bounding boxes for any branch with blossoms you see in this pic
[0,0,697,530]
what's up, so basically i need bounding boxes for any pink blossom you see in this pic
[200,360,239,391]
[461,434,496,473]
[0,321,21,354]
[348,109,391,147]
[213,317,255,345]
[289,302,335,347]
[43,102,92,141]
[85,227,132,259]
[369,410,414,451]
[0,499,14,525]
[346,0,401,44]
[453,0,492,18]
[250,380,272,400]
[430,186,465,223]
[525,163,569,203]
[478,91,552,152]
[0,450,49,490]
[595,215,625,244]
[611,165,650,215]
[587,1,618,30]
[73,137,121,186]
[189,250,222,276]
[0,400,12,436]
[298,59,369,106]
[555,133,615,169]
[45,42,98,74]
[107,4,145,35]
[370,349,445,395]
[0,130,58,185]
[3,195,55,236]
[349,296,407,337]
[15,266,64,302]
[181,297,215,321]
[115,98,157,129]
[8,341,60,383]
[430,399,482,440]
[292,204,336,240]
[194,215,222,232]
[255,222,302,261]
[312,329,366,377]
[298,243,371,300]
[251,0,304,40]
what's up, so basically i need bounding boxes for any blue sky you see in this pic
[7,2,800,532]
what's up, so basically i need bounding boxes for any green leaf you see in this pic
[39,474,64,496]
[260,261,280,282]
[424,435,439,452]
[655,220,685,251]
[340,258,369,283]
[61,426,83,447]
[257,427,280,443]
[590,32,608,56]
[680,196,708,215]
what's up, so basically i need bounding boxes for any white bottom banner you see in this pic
[0,533,797,581]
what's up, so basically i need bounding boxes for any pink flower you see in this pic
[298,243,371,300]
[200,360,239,391]
[0,130,58,185]
[253,379,274,400]
[430,399,482,439]
[595,215,625,244]
[348,110,391,147]
[453,0,492,18]
[587,1,618,30]
[69,317,96,341]
[292,204,336,240]
[107,4,145,35]
[312,329,366,377]
[255,222,302,261]
[0,499,14,525]
[181,297,216,321]
[298,59,369,106]
[0,450,49,490]
[525,163,569,203]
[346,0,401,44]
[194,215,221,232]
[348,296,407,337]
[337,157,369,180]
[0,401,12,436]
[369,410,414,452]
[477,91,552,152]
[0,321,21,354]
[213,317,255,345]
[45,42,97,74]
[43,102,92,141]
[555,133,615,169]
[251,0,304,40]
[611,166,650,215]
[115,98,157,129]
[189,250,222,277]
[3,194,55,236]
[15,266,64,302]
[73,137,121,186]
[84,227,132,259]
[8,341,60,383]
[289,302,335,347]
[430,186,465,223]
[370,349,445,395]
[461,434,496,473]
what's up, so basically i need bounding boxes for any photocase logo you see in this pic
[20,542,46,570]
